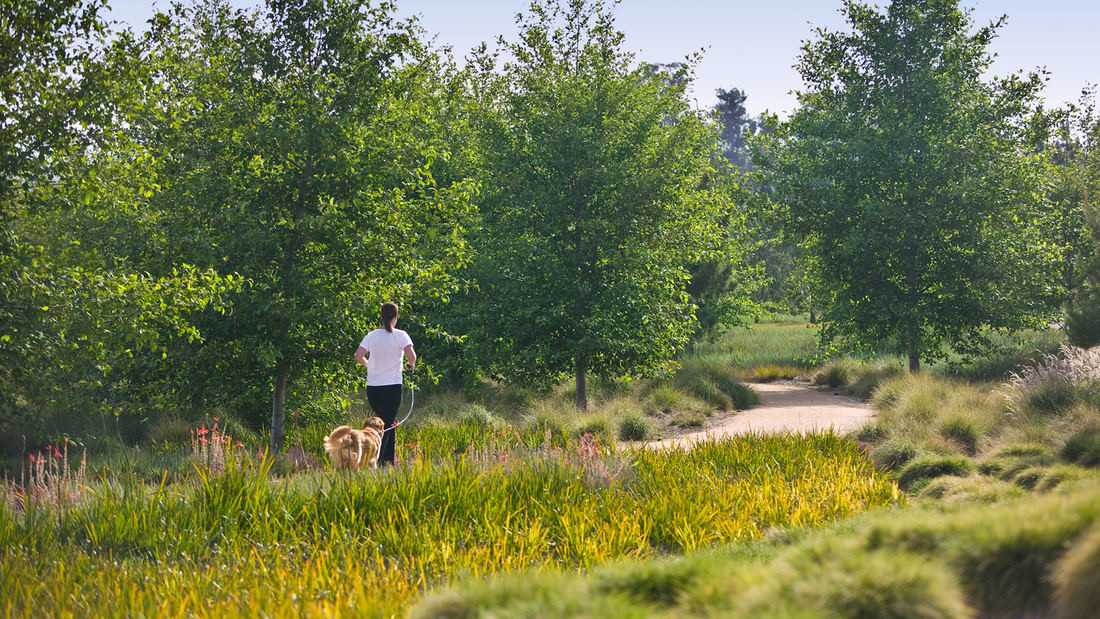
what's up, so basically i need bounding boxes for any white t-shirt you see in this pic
[360,328,413,386]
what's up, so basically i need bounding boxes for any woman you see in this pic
[354,302,416,466]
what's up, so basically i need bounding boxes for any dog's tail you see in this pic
[363,416,386,432]
[323,426,356,459]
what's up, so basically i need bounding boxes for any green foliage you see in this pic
[458,0,751,408]
[756,0,1055,371]
[689,318,819,370]
[871,440,920,471]
[897,455,973,491]
[674,360,759,410]
[129,0,477,447]
[814,358,904,399]
[617,415,650,442]
[940,418,980,456]
[937,328,1064,382]
[1055,524,1100,619]
[1062,428,1100,467]
[1067,199,1100,348]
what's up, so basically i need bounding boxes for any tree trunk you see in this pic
[809,307,817,324]
[270,366,289,453]
[907,341,921,373]
[574,354,588,411]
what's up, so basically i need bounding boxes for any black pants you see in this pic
[366,384,402,466]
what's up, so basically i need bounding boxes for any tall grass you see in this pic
[414,479,1100,619]
[0,434,896,617]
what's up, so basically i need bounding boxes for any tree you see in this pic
[715,87,757,170]
[1,1,238,447]
[1,0,108,427]
[757,0,1054,371]
[1067,202,1100,347]
[464,0,745,409]
[1041,87,1100,325]
[1056,89,1100,347]
[137,0,476,451]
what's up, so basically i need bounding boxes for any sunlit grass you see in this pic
[690,319,820,370]
[1,434,897,617]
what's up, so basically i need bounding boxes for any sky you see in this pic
[106,0,1099,117]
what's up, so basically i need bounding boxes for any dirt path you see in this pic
[644,382,874,450]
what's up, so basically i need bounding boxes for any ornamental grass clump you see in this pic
[1007,345,1100,415]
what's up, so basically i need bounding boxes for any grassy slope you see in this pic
[409,322,1100,618]
[414,479,1100,619]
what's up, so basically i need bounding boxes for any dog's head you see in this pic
[362,416,386,432]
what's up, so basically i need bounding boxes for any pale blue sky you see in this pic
[107,1,1099,116]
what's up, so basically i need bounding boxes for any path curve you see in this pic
[645,382,874,450]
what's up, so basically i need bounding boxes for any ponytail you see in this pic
[380,302,399,332]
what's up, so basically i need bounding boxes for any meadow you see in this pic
[0,433,896,617]
[4,317,1097,618]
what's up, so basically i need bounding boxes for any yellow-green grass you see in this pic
[1,434,897,617]
[414,478,1100,619]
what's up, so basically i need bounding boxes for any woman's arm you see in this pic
[403,345,416,371]
[354,346,369,368]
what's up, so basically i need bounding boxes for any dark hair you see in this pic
[380,302,399,332]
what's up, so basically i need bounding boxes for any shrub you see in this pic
[917,476,1023,505]
[457,404,498,428]
[145,417,193,446]
[593,555,707,607]
[939,418,979,455]
[648,386,690,413]
[897,455,973,491]
[855,423,888,444]
[938,328,1063,382]
[848,364,904,400]
[684,378,733,410]
[1035,466,1086,493]
[745,364,803,383]
[814,363,849,388]
[871,440,919,471]
[1008,345,1100,416]
[572,415,612,443]
[788,546,971,619]
[672,410,706,429]
[618,416,650,442]
[1011,467,1045,490]
[1024,381,1082,416]
[1055,525,1100,619]
[674,361,758,410]
[1061,429,1100,467]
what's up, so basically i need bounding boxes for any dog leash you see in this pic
[381,384,415,435]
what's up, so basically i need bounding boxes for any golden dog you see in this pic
[323,417,385,470]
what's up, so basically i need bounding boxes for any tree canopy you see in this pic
[461,0,749,408]
[757,0,1056,370]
